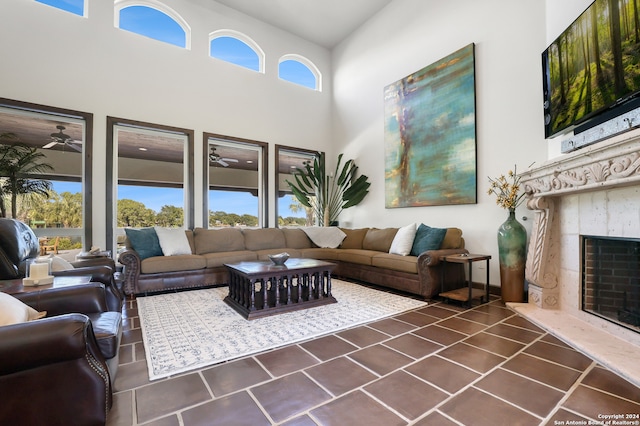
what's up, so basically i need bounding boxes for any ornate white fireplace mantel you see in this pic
[519,130,640,309]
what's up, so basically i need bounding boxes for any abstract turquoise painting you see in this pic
[384,43,477,208]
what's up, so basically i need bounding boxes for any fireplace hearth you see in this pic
[582,236,640,333]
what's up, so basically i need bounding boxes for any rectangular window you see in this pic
[206,135,267,228]
[0,104,89,252]
[115,125,188,230]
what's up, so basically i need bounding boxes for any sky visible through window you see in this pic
[119,6,186,48]
[210,37,259,71]
[280,60,316,89]
[36,0,83,16]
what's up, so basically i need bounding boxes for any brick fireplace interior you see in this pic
[582,236,640,333]
[512,128,640,387]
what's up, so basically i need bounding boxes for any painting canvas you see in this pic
[384,43,477,208]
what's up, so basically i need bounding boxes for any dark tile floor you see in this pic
[106,288,640,426]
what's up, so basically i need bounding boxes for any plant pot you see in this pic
[497,209,527,302]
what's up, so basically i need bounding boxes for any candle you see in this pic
[29,262,49,279]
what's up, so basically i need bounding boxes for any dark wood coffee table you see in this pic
[224,258,337,320]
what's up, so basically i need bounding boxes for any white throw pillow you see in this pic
[0,292,46,326]
[389,223,417,256]
[154,227,192,256]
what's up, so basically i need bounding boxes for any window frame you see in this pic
[0,97,93,248]
[106,116,194,253]
[203,133,268,228]
[275,145,319,227]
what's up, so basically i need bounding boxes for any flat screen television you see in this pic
[543,0,640,139]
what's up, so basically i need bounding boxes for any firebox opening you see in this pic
[582,236,640,334]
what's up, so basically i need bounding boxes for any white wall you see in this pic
[2,0,597,288]
[332,0,548,286]
[0,0,333,248]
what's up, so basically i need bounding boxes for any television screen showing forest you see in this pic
[544,0,640,138]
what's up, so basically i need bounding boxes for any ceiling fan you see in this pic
[209,147,239,167]
[43,125,82,152]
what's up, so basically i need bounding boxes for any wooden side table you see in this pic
[0,275,93,295]
[439,254,491,307]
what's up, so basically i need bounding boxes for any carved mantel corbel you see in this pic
[523,195,560,309]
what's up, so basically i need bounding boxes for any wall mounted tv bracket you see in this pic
[561,104,640,153]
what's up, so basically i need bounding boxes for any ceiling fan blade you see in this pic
[217,159,229,167]
[43,141,58,149]
[221,158,239,163]
[67,142,82,152]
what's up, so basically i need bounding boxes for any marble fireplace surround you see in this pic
[513,128,640,387]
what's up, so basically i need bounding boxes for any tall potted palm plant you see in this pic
[0,134,54,218]
[286,152,370,226]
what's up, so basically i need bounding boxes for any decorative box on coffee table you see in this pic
[224,258,337,320]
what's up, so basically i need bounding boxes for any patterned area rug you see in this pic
[137,279,428,381]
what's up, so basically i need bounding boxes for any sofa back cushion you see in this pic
[243,228,286,251]
[281,228,312,249]
[362,228,398,252]
[194,228,245,254]
[339,228,368,249]
[441,228,464,249]
[124,227,163,260]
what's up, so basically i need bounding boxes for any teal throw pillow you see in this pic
[410,224,447,256]
[125,227,163,260]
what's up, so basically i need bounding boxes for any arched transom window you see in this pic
[114,0,191,49]
[278,54,321,91]
[209,30,265,73]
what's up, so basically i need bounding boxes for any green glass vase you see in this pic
[497,209,527,302]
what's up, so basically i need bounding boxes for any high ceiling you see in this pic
[211,0,393,48]
[2,1,386,172]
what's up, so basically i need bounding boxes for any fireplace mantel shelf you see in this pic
[520,129,640,198]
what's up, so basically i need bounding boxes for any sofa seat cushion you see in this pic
[372,253,418,274]
[141,255,206,274]
[336,249,380,266]
[299,248,339,260]
[254,248,302,260]
[194,228,245,254]
[86,311,122,359]
[202,251,257,268]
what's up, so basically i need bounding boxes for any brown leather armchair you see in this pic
[0,284,122,426]
[0,218,124,312]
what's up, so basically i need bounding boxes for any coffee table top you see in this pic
[225,258,335,276]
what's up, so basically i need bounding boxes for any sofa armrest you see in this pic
[71,257,116,270]
[53,265,123,312]
[118,248,141,296]
[416,248,469,299]
[13,283,110,316]
[417,248,469,267]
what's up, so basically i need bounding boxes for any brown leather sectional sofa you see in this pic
[118,227,468,299]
